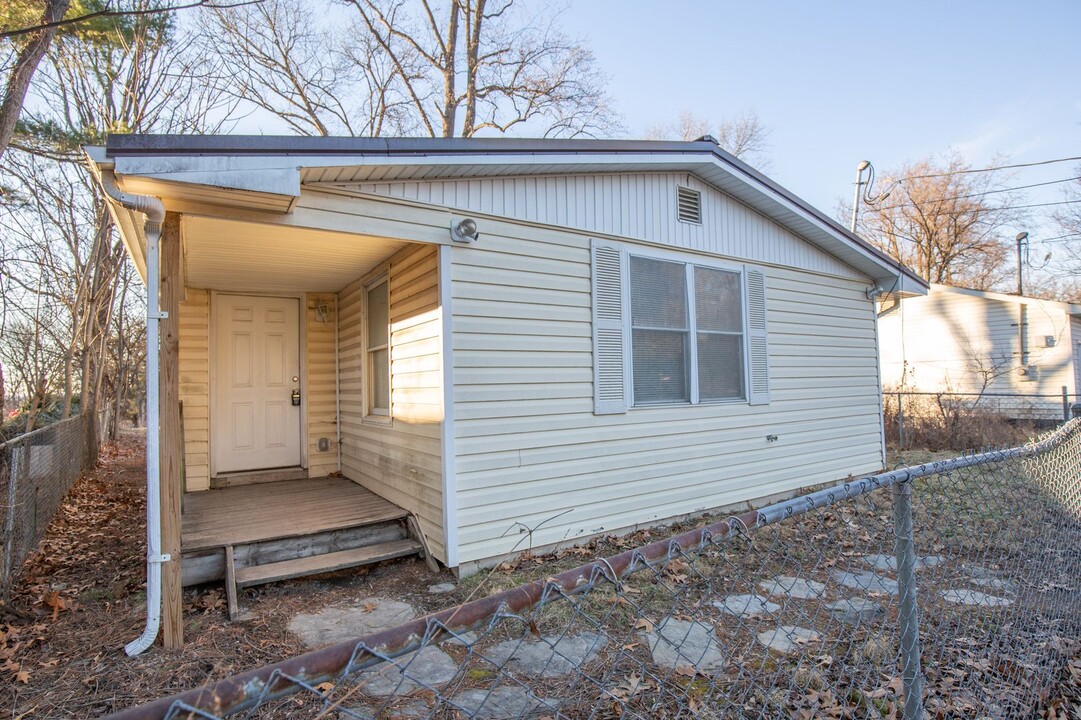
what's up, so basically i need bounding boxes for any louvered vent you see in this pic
[677,186,702,224]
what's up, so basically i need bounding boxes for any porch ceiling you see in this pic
[181,215,409,293]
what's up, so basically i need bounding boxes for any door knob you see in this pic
[291,389,301,406]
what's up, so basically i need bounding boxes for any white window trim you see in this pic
[364,275,391,420]
[623,246,751,409]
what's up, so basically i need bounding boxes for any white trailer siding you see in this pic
[338,244,446,561]
[878,285,1079,419]
[449,218,883,568]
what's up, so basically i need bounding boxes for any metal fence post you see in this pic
[1,446,14,593]
[897,392,906,448]
[892,478,924,719]
[1063,386,1069,423]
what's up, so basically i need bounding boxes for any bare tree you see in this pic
[1,1,230,431]
[853,153,1023,290]
[0,1,72,161]
[645,110,772,169]
[343,0,618,138]
[1,0,242,160]
[202,0,416,136]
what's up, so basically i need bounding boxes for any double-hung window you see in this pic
[629,256,744,405]
[366,278,390,416]
[591,240,769,415]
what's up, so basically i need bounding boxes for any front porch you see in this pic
[180,477,433,620]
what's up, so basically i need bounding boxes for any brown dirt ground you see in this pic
[1,436,1079,718]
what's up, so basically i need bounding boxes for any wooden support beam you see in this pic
[160,212,184,649]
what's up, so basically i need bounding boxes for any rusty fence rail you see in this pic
[112,419,1081,719]
[0,411,106,594]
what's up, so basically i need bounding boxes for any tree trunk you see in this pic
[439,0,460,137]
[460,0,484,137]
[0,0,72,161]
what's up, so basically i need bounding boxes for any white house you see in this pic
[878,284,1081,420]
[84,135,926,646]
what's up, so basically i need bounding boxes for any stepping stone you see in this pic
[289,598,415,649]
[825,597,885,625]
[338,699,429,719]
[356,646,459,697]
[758,576,826,600]
[428,582,456,594]
[830,570,899,596]
[862,554,945,572]
[485,632,606,678]
[440,630,478,647]
[713,593,780,618]
[643,618,726,673]
[940,589,1012,607]
[449,687,558,719]
[969,577,1017,593]
[756,626,820,654]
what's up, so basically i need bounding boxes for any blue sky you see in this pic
[561,0,1081,261]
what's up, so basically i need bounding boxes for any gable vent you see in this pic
[677,186,702,224]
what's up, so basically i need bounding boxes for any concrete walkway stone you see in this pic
[357,646,459,697]
[940,588,1013,607]
[428,582,456,594]
[713,593,780,618]
[450,687,558,719]
[756,626,820,654]
[825,597,885,625]
[758,576,827,600]
[485,633,606,678]
[830,570,899,596]
[969,577,1017,593]
[862,554,944,572]
[644,618,726,673]
[289,598,415,649]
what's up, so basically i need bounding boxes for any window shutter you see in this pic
[591,239,627,414]
[745,267,770,405]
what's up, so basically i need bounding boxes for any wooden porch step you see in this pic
[233,539,423,589]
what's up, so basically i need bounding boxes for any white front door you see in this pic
[213,294,302,474]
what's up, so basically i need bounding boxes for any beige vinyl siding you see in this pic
[306,293,339,477]
[325,173,862,281]
[338,244,445,561]
[179,288,210,491]
[878,287,1078,416]
[451,220,884,566]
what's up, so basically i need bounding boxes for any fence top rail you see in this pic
[890,390,1077,399]
[0,413,88,455]
[105,417,1081,720]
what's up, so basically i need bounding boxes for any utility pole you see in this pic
[851,160,871,233]
[1015,231,1028,296]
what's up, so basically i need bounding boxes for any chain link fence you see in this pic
[1,412,104,594]
[111,420,1081,720]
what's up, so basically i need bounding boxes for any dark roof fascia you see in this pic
[103,134,927,289]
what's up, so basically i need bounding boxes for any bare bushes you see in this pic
[883,389,1037,451]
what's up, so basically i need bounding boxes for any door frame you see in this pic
[208,290,309,478]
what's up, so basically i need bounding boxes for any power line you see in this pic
[895,155,1081,182]
[865,197,1081,215]
[1034,232,1081,245]
[867,175,1081,211]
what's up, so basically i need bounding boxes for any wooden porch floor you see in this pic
[182,477,409,552]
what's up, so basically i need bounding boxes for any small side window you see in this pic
[365,278,390,416]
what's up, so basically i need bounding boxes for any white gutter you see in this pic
[99,170,167,657]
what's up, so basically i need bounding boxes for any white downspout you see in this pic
[99,170,167,657]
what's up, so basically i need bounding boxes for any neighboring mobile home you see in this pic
[84,136,926,646]
[878,284,1081,421]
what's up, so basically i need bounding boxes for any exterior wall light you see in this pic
[451,217,479,244]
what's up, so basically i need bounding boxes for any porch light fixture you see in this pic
[451,217,479,244]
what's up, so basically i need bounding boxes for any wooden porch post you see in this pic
[160,212,183,649]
